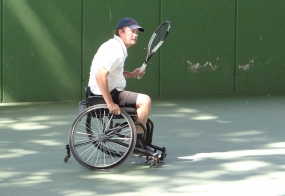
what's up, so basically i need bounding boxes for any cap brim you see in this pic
[129,25,144,32]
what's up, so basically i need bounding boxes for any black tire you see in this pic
[69,104,136,170]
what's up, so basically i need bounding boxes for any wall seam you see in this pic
[80,0,84,99]
[159,0,162,97]
[1,0,3,102]
[234,0,238,93]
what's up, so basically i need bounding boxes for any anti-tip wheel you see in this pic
[63,155,70,162]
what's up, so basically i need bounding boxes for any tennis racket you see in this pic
[137,21,171,79]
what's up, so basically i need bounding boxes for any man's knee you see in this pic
[136,94,151,108]
[143,94,151,106]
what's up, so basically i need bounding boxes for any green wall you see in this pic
[0,0,2,101]
[236,0,285,92]
[1,0,82,102]
[0,0,285,102]
[161,0,236,96]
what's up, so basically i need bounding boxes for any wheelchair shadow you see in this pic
[117,155,167,171]
[116,152,196,172]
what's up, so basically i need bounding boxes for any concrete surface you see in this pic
[1,94,285,196]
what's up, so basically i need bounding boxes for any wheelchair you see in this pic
[63,87,167,170]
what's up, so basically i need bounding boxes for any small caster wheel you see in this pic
[150,155,159,168]
[150,159,158,168]
[159,152,167,162]
[63,154,70,162]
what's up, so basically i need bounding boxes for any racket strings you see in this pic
[149,22,170,53]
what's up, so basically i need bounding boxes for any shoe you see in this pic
[133,136,144,155]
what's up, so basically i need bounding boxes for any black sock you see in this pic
[136,134,144,148]
[137,133,143,141]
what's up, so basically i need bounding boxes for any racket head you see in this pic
[147,21,171,56]
[138,21,171,78]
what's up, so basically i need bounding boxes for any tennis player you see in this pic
[88,18,149,148]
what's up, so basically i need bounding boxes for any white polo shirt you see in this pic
[88,35,128,95]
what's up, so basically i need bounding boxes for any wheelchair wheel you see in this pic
[69,104,136,171]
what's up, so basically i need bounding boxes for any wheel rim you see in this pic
[69,105,136,170]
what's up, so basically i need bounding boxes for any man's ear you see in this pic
[118,28,125,36]
[118,29,122,36]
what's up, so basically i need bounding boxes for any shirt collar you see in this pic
[114,35,128,56]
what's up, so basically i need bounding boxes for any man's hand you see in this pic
[107,102,121,115]
[132,68,146,79]
[123,67,146,79]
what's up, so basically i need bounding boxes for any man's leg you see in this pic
[113,91,151,147]
[135,93,151,134]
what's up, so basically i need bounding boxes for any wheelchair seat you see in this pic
[85,86,137,114]
[63,87,166,170]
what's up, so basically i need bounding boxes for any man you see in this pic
[88,18,150,147]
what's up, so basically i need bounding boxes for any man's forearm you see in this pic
[123,71,135,78]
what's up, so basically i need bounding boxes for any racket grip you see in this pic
[137,62,147,79]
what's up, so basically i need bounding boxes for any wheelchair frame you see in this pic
[63,87,166,170]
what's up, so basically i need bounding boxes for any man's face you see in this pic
[119,26,139,48]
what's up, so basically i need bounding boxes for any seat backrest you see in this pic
[85,86,91,98]
[85,86,105,106]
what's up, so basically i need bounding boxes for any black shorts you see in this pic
[111,89,138,108]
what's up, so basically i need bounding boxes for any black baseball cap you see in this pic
[116,18,144,32]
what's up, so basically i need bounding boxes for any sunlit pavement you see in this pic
[1,94,285,196]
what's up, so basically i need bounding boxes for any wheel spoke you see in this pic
[69,105,136,170]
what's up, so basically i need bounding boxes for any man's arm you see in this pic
[123,68,146,78]
[96,67,121,115]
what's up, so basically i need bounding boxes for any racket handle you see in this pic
[137,62,147,79]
